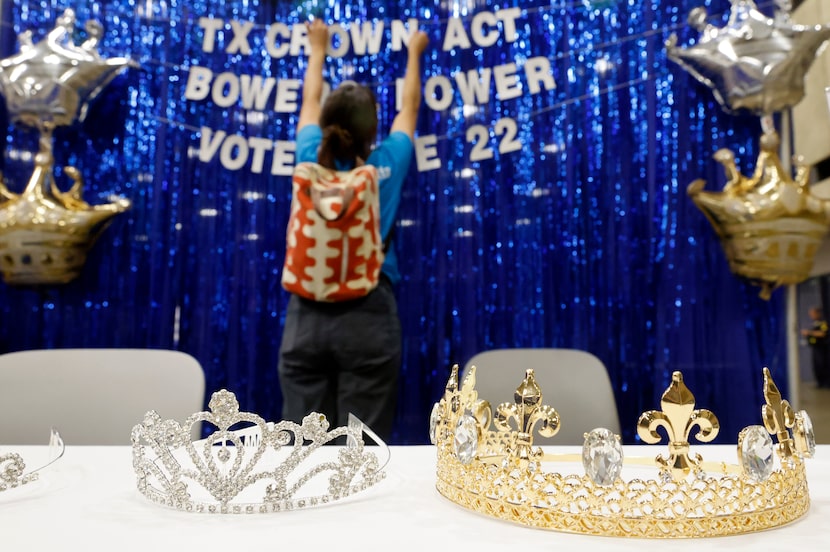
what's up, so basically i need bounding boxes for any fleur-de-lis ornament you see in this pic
[458,366,492,429]
[637,372,720,480]
[445,364,461,415]
[761,367,796,458]
[494,369,559,463]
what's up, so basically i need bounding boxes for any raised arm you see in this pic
[390,31,429,140]
[297,19,329,131]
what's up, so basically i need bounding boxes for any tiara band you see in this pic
[131,389,389,514]
[430,365,815,538]
[1,429,65,492]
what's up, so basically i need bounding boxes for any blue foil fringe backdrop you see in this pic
[0,0,787,443]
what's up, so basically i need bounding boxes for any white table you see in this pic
[2,445,828,551]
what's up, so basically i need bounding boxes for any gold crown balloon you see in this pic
[0,134,131,285]
[687,131,830,299]
[0,9,136,285]
[666,0,830,298]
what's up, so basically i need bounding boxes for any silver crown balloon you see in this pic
[131,389,389,514]
[0,9,136,285]
[666,0,830,116]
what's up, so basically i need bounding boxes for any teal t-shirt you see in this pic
[294,125,413,285]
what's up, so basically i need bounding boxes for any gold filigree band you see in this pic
[431,366,814,538]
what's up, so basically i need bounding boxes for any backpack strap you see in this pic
[382,226,395,254]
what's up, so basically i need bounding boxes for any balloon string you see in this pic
[0,0,782,42]
[0,0,777,142]
[129,14,673,92]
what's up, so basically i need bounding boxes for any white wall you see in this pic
[793,0,830,167]
[793,0,830,277]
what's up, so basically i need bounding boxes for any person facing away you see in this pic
[802,306,830,389]
[278,19,429,441]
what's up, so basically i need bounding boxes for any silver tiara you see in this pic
[1,429,65,492]
[131,389,389,514]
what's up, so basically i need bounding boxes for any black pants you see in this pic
[278,277,401,441]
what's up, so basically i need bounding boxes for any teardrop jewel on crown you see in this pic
[430,365,815,538]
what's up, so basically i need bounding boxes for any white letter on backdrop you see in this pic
[211,72,241,107]
[275,79,301,113]
[443,18,471,51]
[495,8,522,43]
[227,20,254,55]
[423,75,454,111]
[290,23,308,56]
[184,66,213,101]
[220,135,249,171]
[524,56,556,94]
[248,137,273,174]
[198,127,225,162]
[198,17,224,53]
[265,23,290,58]
[272,141,296,176]
[328,24,350,58]
[239,75,276,110]
[470,12,498,48]
[350,21,384,55]
[390,19,419,51]
[415,135,441,172]
[455,68,492,106]
[493,63,522,100]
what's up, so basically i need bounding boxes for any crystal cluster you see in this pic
[0,453,37,491]
[0,429,64,492]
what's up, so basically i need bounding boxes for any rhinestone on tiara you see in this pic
[131,389,389,514]
[1,429,65,492]
[431,365,814,538]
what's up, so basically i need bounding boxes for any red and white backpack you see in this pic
[281,162,384,302]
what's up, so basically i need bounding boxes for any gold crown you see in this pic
[0,134,130,285]
[687,130,830,299]
[429,365,815,538]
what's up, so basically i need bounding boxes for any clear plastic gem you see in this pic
[795,410,816,458]
[276,431,291,445]
[582,428,623,486]
[428,403,440,445]
[739,425,774,482]
[454,413,479,464]
[217,448,231,462]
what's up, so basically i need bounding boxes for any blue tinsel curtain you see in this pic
[0,0,787,444]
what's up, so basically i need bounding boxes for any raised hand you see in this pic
[306,19,329,54]
[408,31,429,56]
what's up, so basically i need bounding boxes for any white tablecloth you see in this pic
[2,445,828,551]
